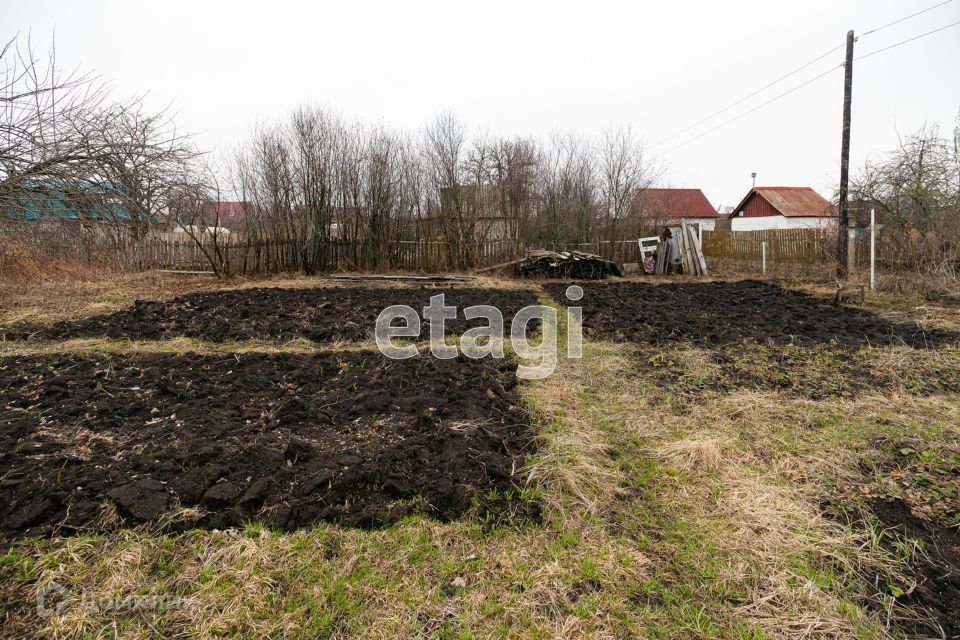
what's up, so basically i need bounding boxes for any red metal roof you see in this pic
[730,187,836,218]
[636,188,717,218]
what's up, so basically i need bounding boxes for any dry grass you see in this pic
[0,248,101,284]
[522,344,903,638]
[870,270,960,302]
[0,271,219,326]
[658,438,724,471]
[523,353,626,518]
[14,514,650,639]
[2,275,958,638]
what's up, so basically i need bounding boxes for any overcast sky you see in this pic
[7,0,960,209]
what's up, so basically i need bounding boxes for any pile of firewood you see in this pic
[518,249,621,279]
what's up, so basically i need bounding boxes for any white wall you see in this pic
[730,216,836,231]
[681,218,716,231]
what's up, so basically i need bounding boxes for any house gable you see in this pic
[729,187,836,219]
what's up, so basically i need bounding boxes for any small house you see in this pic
[4,181,149,223]
[721,187,836,231]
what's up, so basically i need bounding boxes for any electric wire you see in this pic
[857,0,954,38]
[660,64,843,154]
[650,42,844,148]
[855,19,960,61]
[653,0,959,153]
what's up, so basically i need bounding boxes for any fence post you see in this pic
[870,208,875,291]
[847,222,857,276]
[761,241,767,275]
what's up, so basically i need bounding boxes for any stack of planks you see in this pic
[677,222,708,276]
[653,240,671,275]
[518,249,619,279]
[653,224,709,276]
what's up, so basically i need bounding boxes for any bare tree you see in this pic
[3,36,92,194]
[421,112,476,267]
[536,133,599,246]
[492,138,536,239]
[224,104,668,274]
[598,126,659,242]
[1,33,204,272]
[851,119,960,272]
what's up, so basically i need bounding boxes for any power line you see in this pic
[857,0,955,38]
[661,64,843,154]
[650,42,844,148]
[855,19,960,61]
[652,1,959,155]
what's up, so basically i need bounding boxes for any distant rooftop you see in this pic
[636,188,717,218]
[731,187,836,218]
[3,181,147,222]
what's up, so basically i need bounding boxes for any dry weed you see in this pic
[659,438,724,471]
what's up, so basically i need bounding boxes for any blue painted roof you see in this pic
[3,181,151,222]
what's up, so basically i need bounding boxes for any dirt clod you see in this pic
[870,497,960,638]
[0,351,537,539]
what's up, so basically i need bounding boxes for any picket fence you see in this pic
[1,221,650,275]
[4,218,869,276]
[701,229,836,264]
[150,237,648,274]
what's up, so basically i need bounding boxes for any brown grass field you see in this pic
[1,271,959,639]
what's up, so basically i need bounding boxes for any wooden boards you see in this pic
[332,274,476,283]
[654,240,670,275]
[679,223,708,276]
[689,230,708,276]
[519,249,615,279]
[650,227,707,277]
[676,227,689,274]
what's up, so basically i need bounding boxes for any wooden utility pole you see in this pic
[836,29,854,277]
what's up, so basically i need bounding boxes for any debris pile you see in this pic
[518,249,622,279]
[652,223,708,276]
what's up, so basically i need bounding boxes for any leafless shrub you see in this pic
[1,33,205,275]
[851,116,960,287]
[5,33,668,278]
[227,107,664,274]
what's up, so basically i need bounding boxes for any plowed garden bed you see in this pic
[1,285,540,343]
[0,351,536,539]
[548,280,960,400]
[546,279,960,348]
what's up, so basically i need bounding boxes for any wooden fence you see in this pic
[1,219,649,276]
[701,229,835,264]
[13,219,874,277]
[150,238,646,274]
[699,227,959,276]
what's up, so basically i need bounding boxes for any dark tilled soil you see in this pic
[869,497,960,638]
[0,286,539,343]
[546,280,960,348]
[0,351,536,539]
